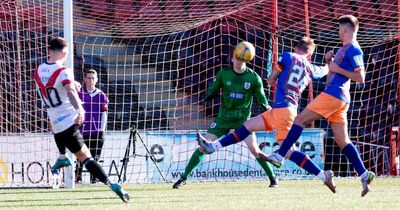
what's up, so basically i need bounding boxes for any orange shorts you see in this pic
[307,92,349,124]
[261,107,297,141]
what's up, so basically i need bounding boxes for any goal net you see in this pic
[0,0,399,187]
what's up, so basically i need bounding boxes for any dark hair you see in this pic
[49,37,67,51]
[339,15,359,31]
[296,37,315,53]
[85,69,97,76]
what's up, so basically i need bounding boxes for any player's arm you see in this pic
[328,48,365,83]
[328,62,365,83]
[267,52,288,86]
[254,75,271,112]
[65,83,85,115]
[61,68,85,123]
[311,64,329,79]
[324,50,334,64]
[74,81,82,92]
[204,70,222,102]
[100,93,109,131]
[100,111,108,131]
[267,67,281,86]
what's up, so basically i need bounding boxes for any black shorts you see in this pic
[54,124,84,154]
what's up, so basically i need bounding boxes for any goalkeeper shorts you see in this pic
[207,116,247,138]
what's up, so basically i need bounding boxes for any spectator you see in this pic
[76,69,109,184]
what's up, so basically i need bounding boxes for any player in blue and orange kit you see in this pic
[261,15,375,197]
[198,37,336,193]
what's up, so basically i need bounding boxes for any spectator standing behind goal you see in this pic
[35,37,129,202]
[75,69,109,184]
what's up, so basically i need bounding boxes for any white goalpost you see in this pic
[63,0,75,189]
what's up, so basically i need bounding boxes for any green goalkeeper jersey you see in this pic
[206,67,268,120]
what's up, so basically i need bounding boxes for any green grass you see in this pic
[0,178,399,210]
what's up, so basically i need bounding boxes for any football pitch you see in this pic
[0,178,398,210]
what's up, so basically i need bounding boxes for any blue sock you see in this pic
[219,125,251,147]
[342,143,367,175]
[289,151,322,176]
[278,124,303,157]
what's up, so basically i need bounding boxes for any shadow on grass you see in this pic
[0,196,126,208]
[0,202,125,208]
[0,196,114,203]
[0,188,108,195]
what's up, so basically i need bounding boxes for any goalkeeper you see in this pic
[173,42,277,189]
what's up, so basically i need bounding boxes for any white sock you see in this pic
[59,154,67,159]
[274,153,284,161]
[317,171,326,182]
[360,171,369,180]
[211,141,223,150]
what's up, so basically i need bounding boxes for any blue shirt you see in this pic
[273,52,328,108]
[323,42,365,103]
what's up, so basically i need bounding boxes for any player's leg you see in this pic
[330,122,374,196]
[261,107,335,192]
[52,130,73,175]
[198,113,269,153]
[275,108,321,159]
[94,132,105,162]
[75,135,90,183]
[65,125,129,202]
[86,132,105,183]
[262,108,320,166]
[274,120,327,183]
[244,133,277,187]
[282,142,336,193]
[91,132,105,183]
[173,117,227,189]
[267,94,335,164]
[74,145,107,183]
[172,132,218,189]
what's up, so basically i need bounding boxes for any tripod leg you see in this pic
[134,130,167,182]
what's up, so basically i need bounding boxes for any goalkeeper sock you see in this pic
[219,125,251,147]
[289,151,322,177]
[83,157,109,184]
[181,148,205,180]
[342,143,367,176]
[278,124,303,157]
[256,158,275,180]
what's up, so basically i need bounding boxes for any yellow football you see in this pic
[233,41,255,62]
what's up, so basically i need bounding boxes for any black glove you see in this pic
[260,104,272,112]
